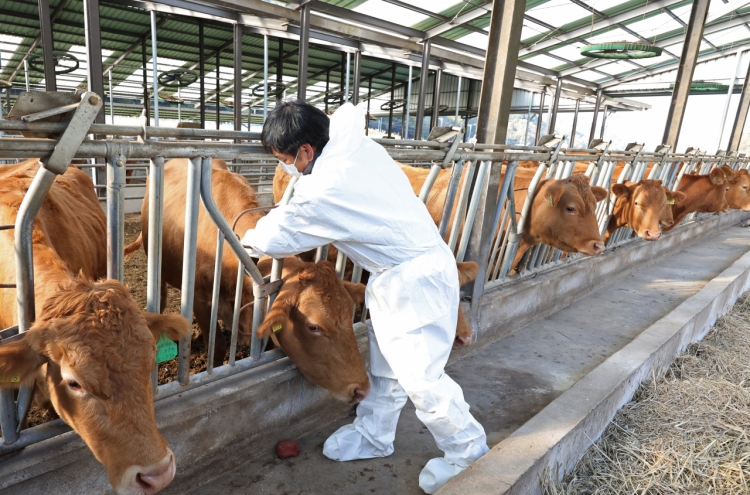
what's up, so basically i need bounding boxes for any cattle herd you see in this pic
[0,152,748,494]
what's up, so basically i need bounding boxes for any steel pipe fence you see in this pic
[1,113,750,455]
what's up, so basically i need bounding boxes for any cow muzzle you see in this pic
[641,229,661,241]
[118,449,176,495]
[580,240,606,256]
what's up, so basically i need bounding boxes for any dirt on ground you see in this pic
[543,292,750,495]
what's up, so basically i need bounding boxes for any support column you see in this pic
[569,99,580,147]
[352,50,361,105]
[662,0,711,148]
[150,10,159,126]
[549,76,563,134]
[589,88,602,147]
[83,0,106,192]
[216,51,220,130]
[141,40,150,127]
[233,23,242,132]
[387,62,396,138]
[277,39,284,103]
[430,68,442,132]
[462,0,526,330]
[414,39,431,140]
[37,0,56,91]
[729,59,750,151]
[534,89,546,144]
[599,105,608,139]
[199,20,205,128]
[297,3,311,101]
[717,51,744,149]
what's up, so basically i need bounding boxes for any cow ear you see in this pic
[666,190,686,204]
[612,183,631,199]
[739,169,749,176]
[591,186,608,202]
[143,312,191,341]
[709,167,726,185]
[0,336,46,388]
[457,261,478,286]
[257,294,293,340]
[342,281,366,305]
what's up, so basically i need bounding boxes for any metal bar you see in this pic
[151,10,159,127]
[250,285,265,360]
[438,160,465,240]
[549,77,563,134]
[455,76,461,124]
[277,38,284,102]
[403,65,412,138]
[447,161,475,251]
[431,68,442,131]
[589,88,603,147]
[207,230,224,373]
[146,156,164,393]
[37,0,57,91]
[178,156,202,385]
[216,51,220,129]
[535,90,546,145]
[730,57,750,152]
[569,99,580,148]
[352,50,361,106]
[0,390,19,444]
[141,40,150,127]
[106,153,125,282]
[228,263,243,366]
[662,0,710,147]
[717,51,745,150]
[415,39,431,140]
[108,70,114,123]
[599,106,608,139]
[234,22,243,133]
[263,34,269,122]
[83,0,105,126]
[315,245,329,263]
[335,251,347,280]
[345,52,350,103]
[297,2,311,101]
[199,20,205,129]
[23,60,29,92]
[388,62,396,137]
[456,160,489,261]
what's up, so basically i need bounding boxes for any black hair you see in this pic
[261,100,330,155]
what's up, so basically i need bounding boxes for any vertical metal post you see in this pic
[599,105,608,139]
[388,62,396,137]
[150,10,159,126]
[352,50,361,105]
[549,76,563,133]
[108,69,114,123]
[569,99,580,147]
[325,70,330,114]
[589,88,602,147]
[106,154,125,282]
[464,0,526,336]
[365,77,372,135]
[146,156,164,393]
[404,65,412,138]
[83,0,104,124]
[233,22,242,132]
[37,0,56,91]
[23,59,29,92]
[178,157,202,385]
[199,20,205,129]
[263,34,269,122]
[345,52,350,103]
[215,51,220,130]
[662,0,710,147]
[535,90,546,144]
[455,76,461,124]
[141,39,150,127]
[431,68,442,131]
[297,2,311,101]
[729,57,750,152]
[523,92,533,146]
[277,39,284,103]
[718,51,745,149]
[414,39,431,140]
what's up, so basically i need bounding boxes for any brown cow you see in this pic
[0,160,189,494]
[606,180,686,241]
[663,167,729,231]
[126,158,370,402]
[721,165,750,211]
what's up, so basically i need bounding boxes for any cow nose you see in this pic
[354,387,369,403]
[453,333,472,349]
[592,241,605,255]
[643,230,661,241]
[135,451,175,495]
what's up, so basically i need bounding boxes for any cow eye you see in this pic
[65,380,84,394]
[565,206,575,213]
[306,323,323,335]
[634,201,639,206]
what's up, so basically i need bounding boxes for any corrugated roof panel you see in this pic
[705,26,750,47]
[354,0,427,27]
[527,0,593,27]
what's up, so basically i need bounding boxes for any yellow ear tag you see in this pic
[0,374,20,383]
[546,195,554,207]
[272,324,283,333]
[667,198,675,205]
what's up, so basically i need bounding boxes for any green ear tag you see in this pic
[546,195,554,207]
[155,333,178,364]
[272,324,283,333]
[667,198,675,205]
[713,176,720,182]
[0,374,20,383]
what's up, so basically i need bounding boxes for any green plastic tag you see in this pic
[155,333,178,363]
[0,374,20,383]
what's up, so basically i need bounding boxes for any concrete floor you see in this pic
[188,226,750,495]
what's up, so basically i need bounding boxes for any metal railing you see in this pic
[0,96,748,456]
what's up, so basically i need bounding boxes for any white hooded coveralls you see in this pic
[242,103,488,493]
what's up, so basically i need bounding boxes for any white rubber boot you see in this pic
[418,457,466,494]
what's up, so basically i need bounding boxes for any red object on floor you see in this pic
[276,440,300,459]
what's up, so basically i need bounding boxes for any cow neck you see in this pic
[31,242,76,312]
[673,175,714,222]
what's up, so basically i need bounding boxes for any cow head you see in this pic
[529,174,607,256]
[721,165,750,211]
[255,257,369,403]
[611,180,686,241]
[0,279,189,495]
[683,168,730,213]
[453,261,477,350]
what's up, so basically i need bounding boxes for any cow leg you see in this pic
[511,238,534,274]
[193,294,227,366]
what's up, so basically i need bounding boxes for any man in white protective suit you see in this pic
[242,100,489,493]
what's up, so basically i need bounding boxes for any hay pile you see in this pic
[544,292,750,494]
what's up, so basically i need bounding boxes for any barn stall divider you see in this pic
[0,91,748,477]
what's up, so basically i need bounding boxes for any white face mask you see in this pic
[279,149,302,177]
